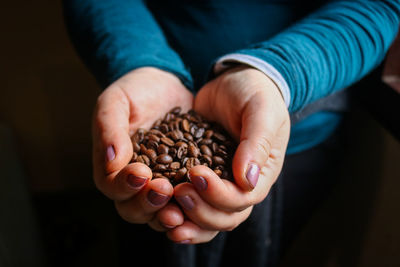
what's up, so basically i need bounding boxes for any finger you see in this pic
[93,87,133,193]
[115,178,173,224]
[148,202,185,231]
[233,90,286,191]
[166,220,219,244]
[187,165,271,211]
[101,162,152,201]
[174,182,253,231]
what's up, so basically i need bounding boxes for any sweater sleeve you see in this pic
[222,0,400,113]
[62,0,193,89]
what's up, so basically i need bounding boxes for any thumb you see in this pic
[232,90,289,192]
[92,88,133,181]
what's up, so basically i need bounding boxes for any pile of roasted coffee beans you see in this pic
[130,107,236,185]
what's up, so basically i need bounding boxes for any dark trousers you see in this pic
[117,129,345,267]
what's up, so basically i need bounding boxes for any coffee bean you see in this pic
[219,145,227,151]
[181,119,190,132]
[170,162,181,170]
[200,145,212,156]
[154,164,167,172]
[152,119,162,127]
[161,137,174,146]
[131,152,138,162]
[194,127,205,138]
[204,130,213,139]
[170,171,177,178]
[137,155,150,166]
[176,145,187,159]
[168,122,176,131]
[188,143,199,158]
[133,129,145,143]
[174,120,181,131]
[214,169,222,177]
[182,157,189,167]
[149,129,165,137]
[140,144,148,154]
[188,114,200,123]
[216,149,228,157]
[170,107,182,114]
[157,154,173,164]
[199,138,213,145]
[147,140,159,151]
[157,144,169,154]
[174,167,187,182]
[211,142,219,153]
[214,165,225,171]
[160,124,169,133]
[190,125,198,136]
[145,149,157,160]
[212,156,225,166]
[195,138,203,144]
[213,132,226,142]
[183,133,193,141]
[202,154,212,166]
[169,147,177,158]
[170,130,183,141]
[130,107,236,186]
[186,157,200,169]
[175,141,188,148]
[148,134,160,143]
[132,141,140,153]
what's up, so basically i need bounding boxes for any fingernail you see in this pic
[177,239,191,244]
[246,163,260,189]
[147,190,169,206]
[176,195,195,211]
[190,175,208,191]
[106,145,115,161]
[127,175,147,189]
[163,224,176,229]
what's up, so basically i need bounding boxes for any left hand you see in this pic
[165,66,290,244]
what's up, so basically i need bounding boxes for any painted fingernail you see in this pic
[106,145,115,161]
[127,175,147,189]
[190,175,208,191]
[176,195,195,211]
[147,190,169,206]
[177,239,191,244]
[246,163,260,189]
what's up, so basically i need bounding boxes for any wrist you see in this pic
[214,54,291,108]
[221,66,286,106]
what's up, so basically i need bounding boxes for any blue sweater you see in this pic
[63,0,400,154]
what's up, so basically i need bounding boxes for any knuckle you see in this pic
[233,204,251,212]
[256,135,272,159]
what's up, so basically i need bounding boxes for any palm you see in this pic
[194,67,290,189]
[116,67,194,132]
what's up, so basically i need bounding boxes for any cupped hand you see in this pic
[92,67,192,230]
[168,66,290,244]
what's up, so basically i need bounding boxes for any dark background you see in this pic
[0,1,399,266]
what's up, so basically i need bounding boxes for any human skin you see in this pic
[92,67,193,229]
[166,66,291,243]
[93,66,290,244]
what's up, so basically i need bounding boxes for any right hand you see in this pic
[92,67,193,231]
